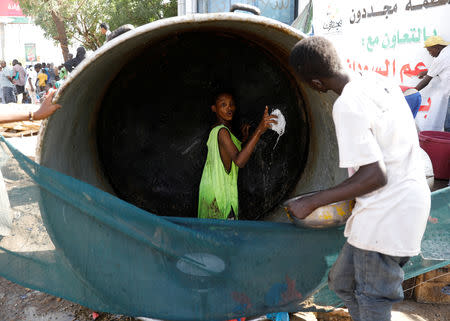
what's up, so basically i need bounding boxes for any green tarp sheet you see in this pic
[0,137,448,320]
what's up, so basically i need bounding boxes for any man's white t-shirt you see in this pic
[0,67,14,88]
[333,72,431,257]
[25,68,37,90]
[427,45,450,97]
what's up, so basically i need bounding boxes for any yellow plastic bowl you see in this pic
[282,192,355,229]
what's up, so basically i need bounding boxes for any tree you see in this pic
[17,0,177,62]
[18,0,108,61]
[105,0,177,30]
[18,0,70,62]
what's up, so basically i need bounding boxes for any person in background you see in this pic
[58,65,68,80]
[26,66,38,104]
[288,36,430,321]
[0,61,16,104]
[415,35,450,132]
[21,91,32,104]
[47,62,56,87]
[41,62,51,80]
[106,24,135,42]
[100,22,111,42]
[64,47,86,73]
[54,65,67,90]
[0,90,60,123]
[35,63,48,93]
[12,59,27,103]
[52,63,59,80]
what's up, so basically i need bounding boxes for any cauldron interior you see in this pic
[38,15,347,222]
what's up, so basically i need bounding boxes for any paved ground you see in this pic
[0,276,137,321]
[294,301,450,320]
[5,135,38,159]
[1,275,449,321]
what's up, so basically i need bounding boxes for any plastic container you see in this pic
[419,131,450,179]
[282,192,355,229]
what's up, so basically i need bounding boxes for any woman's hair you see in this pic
[289,36,342,81]
[212,88,235,106]
[213,92,233,105]
[210,89,242,131]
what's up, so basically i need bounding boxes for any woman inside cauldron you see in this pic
[197,90,277,220]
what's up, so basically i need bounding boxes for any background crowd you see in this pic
[0,46,86,105]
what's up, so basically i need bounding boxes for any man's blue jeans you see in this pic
[328,242,409,321]
[2,87,16,104]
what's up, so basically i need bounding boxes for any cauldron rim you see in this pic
[50,12,304,106]
[37,10,346,223]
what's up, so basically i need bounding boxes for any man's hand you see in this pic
[287,195,318,220]
[287,161,387,221]
[418,70,428,79]
[33,90,62,120]
[415,75,433,91]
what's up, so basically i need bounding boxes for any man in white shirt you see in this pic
[415,35,450,132]
[25,66,38,104]
[288,37,430,321]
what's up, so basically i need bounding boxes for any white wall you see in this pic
[178,0,197,15]
[2,22,73,66]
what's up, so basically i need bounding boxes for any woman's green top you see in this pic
[198,125,242,219]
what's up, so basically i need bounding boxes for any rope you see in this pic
[403,271,450,293]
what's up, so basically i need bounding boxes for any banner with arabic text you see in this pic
[312,0,450,131]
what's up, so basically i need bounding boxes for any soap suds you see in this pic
[269,109,286,150]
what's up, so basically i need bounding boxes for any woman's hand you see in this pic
[240,123,251,143]
[34,90,62,120]
[287,195,318,220]
[255,106,278,135]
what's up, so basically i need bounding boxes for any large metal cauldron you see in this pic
[37,13,346,221]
